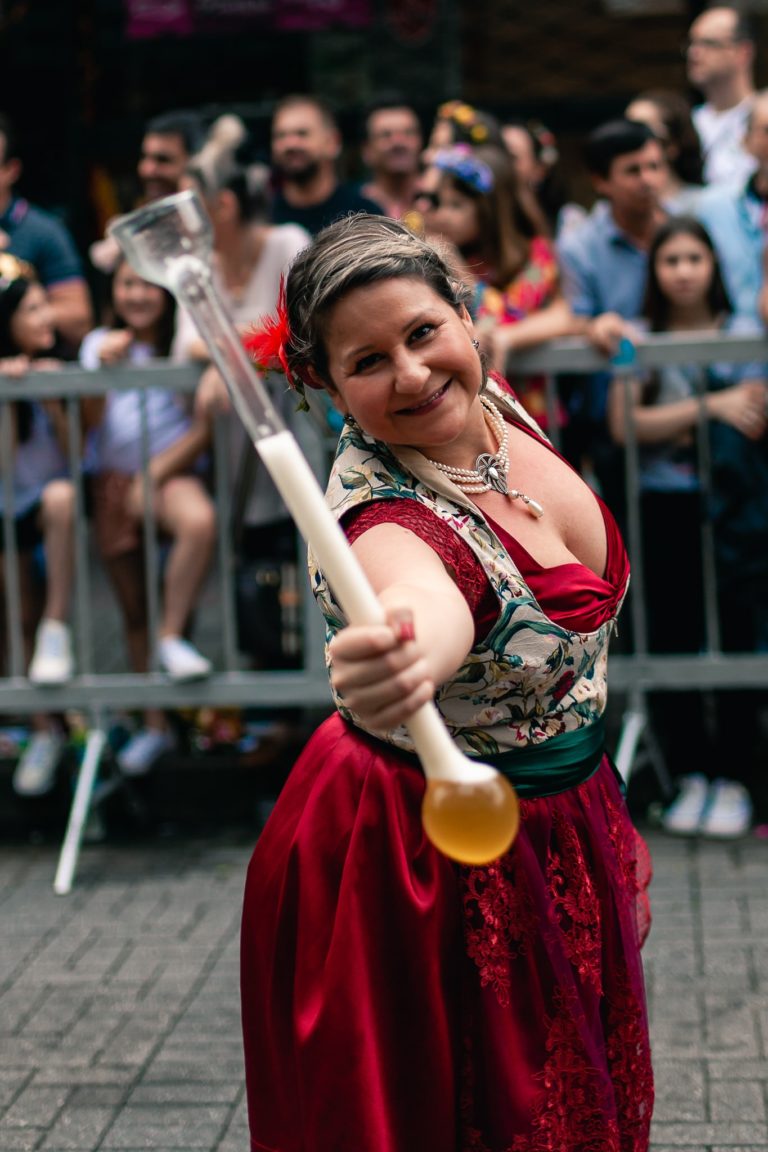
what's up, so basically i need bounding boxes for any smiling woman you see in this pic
[240,213,654,1152]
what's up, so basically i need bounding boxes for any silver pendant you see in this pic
[475,453,508,494]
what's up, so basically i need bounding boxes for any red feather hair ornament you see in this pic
[243,281,293,382]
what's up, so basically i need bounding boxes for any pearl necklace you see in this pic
[428,396,544,518]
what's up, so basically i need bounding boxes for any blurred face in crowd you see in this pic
[744,96,768,169]
[271,102,340,184]
[501,125,544,189]
[594,138,666,217]
[112,260,168,338]
[363,107,423,179]
[653,231,714,309]
[684,8,750,92]
[138,132,190,201]
[432,177,480,251]
[10,282,56,356]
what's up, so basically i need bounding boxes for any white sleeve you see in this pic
[78,328,108,370]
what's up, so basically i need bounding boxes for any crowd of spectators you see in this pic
[1,2,767,836]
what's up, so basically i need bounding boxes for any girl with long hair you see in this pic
[608,216,768,837]
[427,143,582,426]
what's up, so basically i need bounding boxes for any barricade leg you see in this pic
[613,688,674,798]
[54,725,108,896]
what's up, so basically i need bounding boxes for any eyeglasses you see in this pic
[681,36,739,54]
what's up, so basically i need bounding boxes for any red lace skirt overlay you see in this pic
[241,716,654,1152]
[242,420,652,1150]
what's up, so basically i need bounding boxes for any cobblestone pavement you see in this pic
[0,828,766,1151]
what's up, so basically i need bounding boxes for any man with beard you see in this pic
[137,109,205,203]
[358,97,423,220]
[90,109,204,278]
[270,95,382,235]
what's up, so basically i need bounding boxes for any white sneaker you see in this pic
[157,635,212,682]
[28,619,74,685]
[12,731,64,796]
[661,773,710,835]
[117,727,176,777]
[699,778,753,839]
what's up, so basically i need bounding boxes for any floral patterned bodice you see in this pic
[309,381,628,758]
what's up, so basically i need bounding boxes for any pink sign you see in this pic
[125,0,195,38]
[275,0,372,31]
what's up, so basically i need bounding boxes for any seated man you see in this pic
[0,113,92,350]
[270,94,383,235]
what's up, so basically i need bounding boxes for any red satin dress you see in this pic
[241,441,653,1152]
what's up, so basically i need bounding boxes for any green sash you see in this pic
[360,715,614,800]
[479,716,608,798]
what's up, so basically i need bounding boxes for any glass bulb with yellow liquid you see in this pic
[422,767,520,866]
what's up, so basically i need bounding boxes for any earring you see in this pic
[472,338,480,350]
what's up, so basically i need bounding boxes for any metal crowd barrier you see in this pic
[0,363,334,892]
[512,330,768,791]
[2,333,767,887]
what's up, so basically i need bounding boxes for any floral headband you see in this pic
[0,252,36,294]
[437,101,490,144]
[433,145,494,194]
[243,280,319,412]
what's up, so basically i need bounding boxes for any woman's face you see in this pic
[321,275,483,461]
[9,282,56,355]
[432,178,480,251]
[501,125,543,188]
[654,231,714,308]
[113,260,168,336]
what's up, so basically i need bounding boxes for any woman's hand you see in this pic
[0,354,31,378]
[708,380,768,441]
[329,608,435,735]
[98,329,133,365]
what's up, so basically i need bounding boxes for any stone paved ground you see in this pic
[0,827,766,1151]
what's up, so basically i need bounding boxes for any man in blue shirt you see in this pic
[557,118,667,512]
[558,118,668,351]
[0,114,92,349]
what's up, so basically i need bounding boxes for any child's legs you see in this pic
[102,551,165,731]
[154,475,216,638]
[103,551,149,673]
[37,479,75,622]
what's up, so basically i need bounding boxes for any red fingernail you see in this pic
[397,620,415,643]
